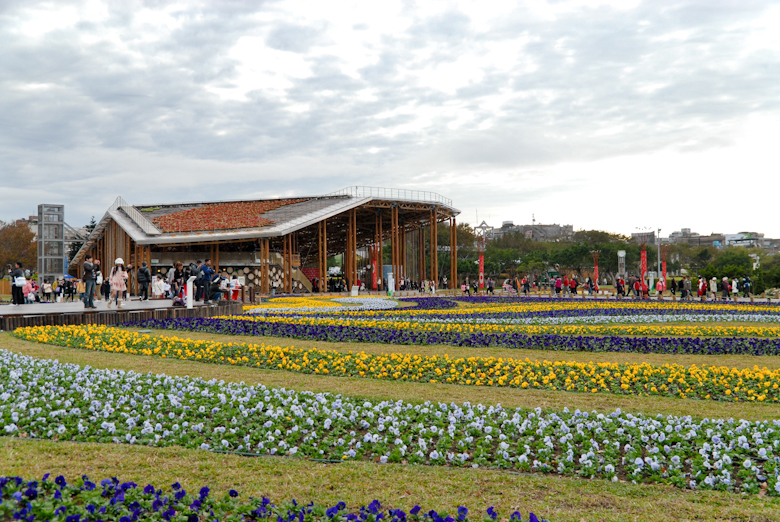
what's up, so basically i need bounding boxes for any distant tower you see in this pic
[38,204,65,284]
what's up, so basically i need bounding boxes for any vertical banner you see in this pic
[662,261,667,282]
[594,264,599,291]
[478,253,485,289]
[372,245,378,290]
[640,249,648,283]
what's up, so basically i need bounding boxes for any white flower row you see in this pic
[1,349,779,495]
[246,297,399,315]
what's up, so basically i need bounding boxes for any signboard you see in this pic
[617,250,626,278]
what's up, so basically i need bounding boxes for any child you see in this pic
[107,258,128,309]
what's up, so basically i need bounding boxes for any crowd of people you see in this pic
[5,257,243,309]
[6,256,760,308]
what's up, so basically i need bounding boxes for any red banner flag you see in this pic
[372,245,378,290]
[662,261,667,282]
[479,253,485,289]
[594,264,599,291]
[640,250,648,282]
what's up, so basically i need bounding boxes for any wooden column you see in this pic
[430,207,438,287]
[418,226,425,282]
[215,244,220,273]
[319,220,327,292]
[349,209,357,289]
[401,223,406,285]
[132,242,138,295]
[390,205,400,291]
[258,238,269,295]
[345,216,351,290]
[283,234,289,293]
[450,218,458,289]
[287,234,293,293]
[377,212,383,290]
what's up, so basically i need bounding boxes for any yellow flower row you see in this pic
[13,325,780,402]
[244,296,340,311]
[217,314,780,338]
[269,299,780,318]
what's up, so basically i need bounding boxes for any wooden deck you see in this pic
[0,298,243,331]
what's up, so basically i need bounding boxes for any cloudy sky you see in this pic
[2,0,779,237]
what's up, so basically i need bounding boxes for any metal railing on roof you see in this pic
[328,186,452,207]
[109,196,162,235]
[262,195,350,225]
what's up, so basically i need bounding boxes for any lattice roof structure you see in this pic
[70,187,460,293]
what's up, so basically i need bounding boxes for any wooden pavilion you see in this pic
[69,187,460,294]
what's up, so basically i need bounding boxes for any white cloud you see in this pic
[1,0,779,240]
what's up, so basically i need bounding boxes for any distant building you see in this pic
[15,215,38,236]
[725,232,764,248]
[489,220,574,242]
[668,228,726,247]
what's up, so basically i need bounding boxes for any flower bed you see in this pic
[13,325,780,401]
[398,297,459,309]
[245,297,400,314]
[152,199,305,233]
[229,314,780,338]
[0,474,547,522]
[124,316,780,356]
[1,350,778,495]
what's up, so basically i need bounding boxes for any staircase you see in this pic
[269,252,313,293]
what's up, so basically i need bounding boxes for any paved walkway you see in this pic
[0,298,222,317]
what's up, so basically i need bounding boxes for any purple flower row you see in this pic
[399,297,459,309]
[447,296,780,307]
[125,317,780,356]
[0,474,545,522]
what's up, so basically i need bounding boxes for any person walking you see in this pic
[722,277,730,301]
[655,278,664,299]
[201,258,215,303]
[107,258,128,309]
[10,262,25,305]
[709,277,718,301]
[669,277,676,296]
[168,261,186,300]
[82,254,98,309]
[193,260,204,301]
[137,261,152,301]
